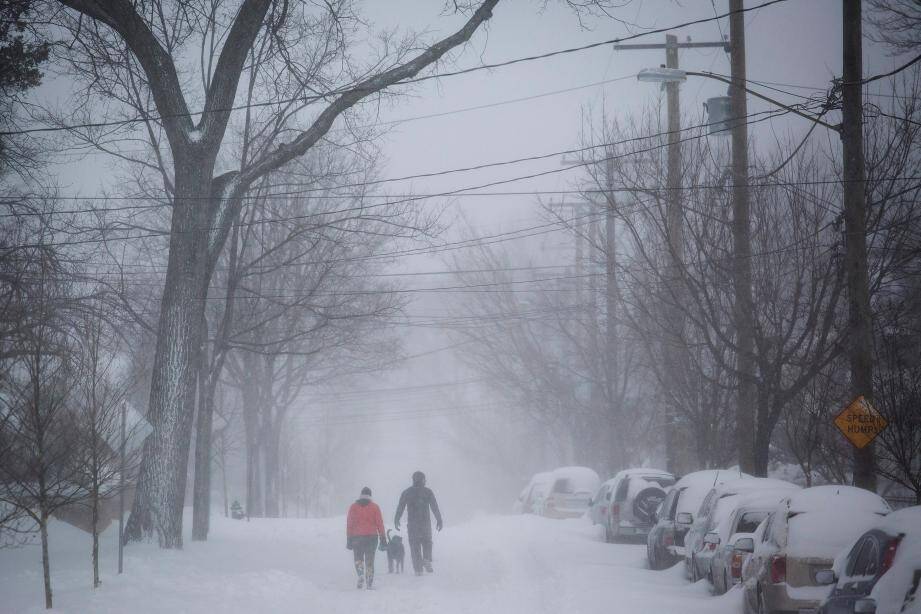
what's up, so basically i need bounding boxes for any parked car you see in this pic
[741,485,891,614]
[604,468,674,543]
[685,477,799,582]
[589,477,617,527]
[540,466,600,519]
[513,471,553,514]
[817,505,921,614]
[647,469,746,570]
[709,490,802,595]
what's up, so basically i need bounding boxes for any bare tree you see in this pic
[0,232,84,609]
[36,0,500,547]
[71,303,135,589]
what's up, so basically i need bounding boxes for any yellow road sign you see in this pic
[834,395,888,449]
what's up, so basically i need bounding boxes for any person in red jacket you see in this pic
[346,486,387,589]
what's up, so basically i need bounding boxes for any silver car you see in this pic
[741,486,890,614]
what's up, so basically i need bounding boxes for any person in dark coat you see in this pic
[346,486,387,589]
[394,471,442,575]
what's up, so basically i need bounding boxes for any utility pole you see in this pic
[604,154,622,472]
[617,34,726,475]
[841,0,876,491]
[729,0,757,475]
[663,33,684,475]
[118,400,126,574]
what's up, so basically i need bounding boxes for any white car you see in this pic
[540,466,600,519]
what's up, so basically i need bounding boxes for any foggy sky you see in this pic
[31,0,905,521]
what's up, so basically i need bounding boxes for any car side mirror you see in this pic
[814,569,836,586]
[853,598,876,613]
[676,512,693,525]
[733,537,755,553]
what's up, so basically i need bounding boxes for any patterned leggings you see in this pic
[352,535,378,587]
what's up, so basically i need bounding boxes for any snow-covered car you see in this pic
[514,471,554,514]
[817,505,921,614]
[646,469,744,571]
[589,477,617,526]
[741,485,891,614]
[539,466,600,519]
[600,468,674,543]
[685,477,798,582]
[708,489,802,594]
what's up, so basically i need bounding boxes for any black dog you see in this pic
[386,529,405,573]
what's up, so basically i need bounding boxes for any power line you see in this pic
[0,0,791,137]
[2,105,807,211]
[43,73,639,158]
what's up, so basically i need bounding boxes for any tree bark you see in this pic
[92,478,100,588]
[192,348,215,541]
[125,159,214,547]
[40,511,52,609]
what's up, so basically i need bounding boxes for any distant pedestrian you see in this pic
[346,486,387,589]
[394,471,442,576]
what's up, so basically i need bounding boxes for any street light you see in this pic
[636,67,840,133]
[636,67,687,83]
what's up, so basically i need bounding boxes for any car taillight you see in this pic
[770,555,786,584]
[731,552,744,578]
[663,530,674,547]
[706,541,717,551]
[881,536,902,574]
[611,504,620,516]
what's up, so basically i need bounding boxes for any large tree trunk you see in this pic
[192,353,216,540]
[125,161,213,548]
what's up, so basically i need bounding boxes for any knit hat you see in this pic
[360,486,372,497]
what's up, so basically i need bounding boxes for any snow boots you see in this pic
[355,561,375,589]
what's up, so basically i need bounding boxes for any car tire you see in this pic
[758,589,773,614]
[690,555,698,582]
[604,524,613,543]
[742,586,757,614]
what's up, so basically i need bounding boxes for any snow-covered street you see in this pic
[1,513,742,614]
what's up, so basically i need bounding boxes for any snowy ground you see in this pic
[1,513,743,613]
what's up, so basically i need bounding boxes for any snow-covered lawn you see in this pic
[1,513,743,613]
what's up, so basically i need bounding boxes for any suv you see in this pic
[646,470,742,571]
[601,469,674,543]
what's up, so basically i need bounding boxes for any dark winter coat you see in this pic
[347,497,386,538]
[394,474,442,539]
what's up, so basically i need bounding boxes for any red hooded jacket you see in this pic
[347,498,386,538]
